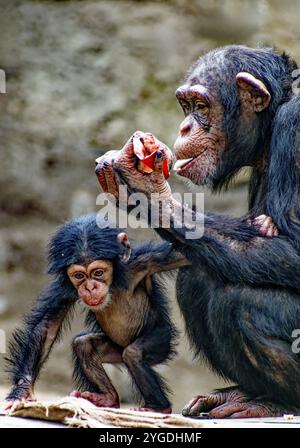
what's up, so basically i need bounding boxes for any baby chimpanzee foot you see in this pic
[70,390,120,408]
[182,387,248,417]
[252,214,279,237]
[132,406,172,414]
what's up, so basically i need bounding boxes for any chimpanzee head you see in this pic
[173,45,297,189]
[48,214,130,310]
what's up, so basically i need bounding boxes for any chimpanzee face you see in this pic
[173,84,226,186]
[173,73,271,186]
[67,260,114,310]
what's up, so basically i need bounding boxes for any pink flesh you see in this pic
[133,135,170,178]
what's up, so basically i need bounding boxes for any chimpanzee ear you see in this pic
[236,72,271,112]
[117,232,131,262]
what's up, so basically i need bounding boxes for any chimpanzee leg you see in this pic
[178,268,300,418]
[122,326,173,413]
[72,332,123,408]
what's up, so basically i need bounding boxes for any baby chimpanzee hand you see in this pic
[250,214,279,237]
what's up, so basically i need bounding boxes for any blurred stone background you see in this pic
[0,0,299,411]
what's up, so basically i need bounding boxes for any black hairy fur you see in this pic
[157,45,300,411]
[6,214,178,411]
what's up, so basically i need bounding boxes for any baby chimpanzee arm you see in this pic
[6,276,77,401]
[127,242,190,290]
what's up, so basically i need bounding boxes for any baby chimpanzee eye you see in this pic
[74,272,85,280]
[93,269,104,277]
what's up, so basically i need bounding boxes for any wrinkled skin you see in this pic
[173,84,226,186]
[181,387,291,419]
[95,132,173,204]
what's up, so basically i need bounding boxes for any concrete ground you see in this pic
[1,414,300,429]
[0,387,300,429]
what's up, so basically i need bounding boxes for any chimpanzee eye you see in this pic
[179,100,190,116]
[195,101,208,112]
[93,269,104,278]
[74,272,85,280]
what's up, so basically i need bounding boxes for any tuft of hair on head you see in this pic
[47,214,126,275]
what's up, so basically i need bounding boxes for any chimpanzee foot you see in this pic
[182,387,248,417]
[252,214,279,237]
[208,400,290,418]
[132,406,172,414]
[70,390,120,408]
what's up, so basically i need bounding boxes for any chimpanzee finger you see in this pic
[95,152,120,198]
[104,167,119,199]
[118,131,143,165]
[208,401,249,418]
[182,394,217,416]
[153,149,167,173]
[96,168,109,193]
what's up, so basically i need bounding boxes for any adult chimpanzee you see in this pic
[95,45,300,418]
[5,214,188,413]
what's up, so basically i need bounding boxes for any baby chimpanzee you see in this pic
[6,214,189,413]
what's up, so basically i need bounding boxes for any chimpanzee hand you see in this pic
[1,387,36,412]
[249,214,279,237]
[95,149,120,201]
[95,131,173,202]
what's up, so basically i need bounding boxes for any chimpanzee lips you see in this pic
[173,158,194,171]
[173,147,210,176]
[83,296,105,307]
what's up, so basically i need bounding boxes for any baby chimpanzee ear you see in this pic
[117,232,131,262]
[236,72,271,112]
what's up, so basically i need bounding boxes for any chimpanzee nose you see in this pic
[85,281,96,292]
[180,119,192,136]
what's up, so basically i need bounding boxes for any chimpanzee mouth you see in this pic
[84,297,104,307]
[84,292,112,311]
[173,156,198,173]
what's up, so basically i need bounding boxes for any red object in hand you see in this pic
[133,133,171,179]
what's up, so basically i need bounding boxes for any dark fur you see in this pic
[6,214,177,410]
[158,46,300,410]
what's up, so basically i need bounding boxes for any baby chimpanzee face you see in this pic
[67,260,114,310]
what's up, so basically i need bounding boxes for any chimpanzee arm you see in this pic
[97,126,300,292]
[155,198,300,292]
[127,242,190,289]
[6,275,77,401]
[154,98,300,291]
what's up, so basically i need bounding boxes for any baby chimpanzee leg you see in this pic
[72,332,122,408]
[122,324,174,414]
